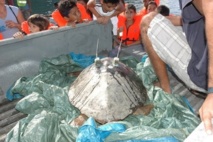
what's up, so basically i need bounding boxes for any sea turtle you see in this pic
[68,57,149,125]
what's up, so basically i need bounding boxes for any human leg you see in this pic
[141,13,206,93]
[141,12,171,94]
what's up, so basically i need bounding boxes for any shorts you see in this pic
[147,14,206,93]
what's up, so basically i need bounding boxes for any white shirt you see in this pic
[0,5,20,39]
[93,4,118,35]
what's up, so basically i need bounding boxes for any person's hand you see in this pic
[96,16,104,24]
[199,94,213,135]
[5,20,18,28]
[118,27,124,36]
[49,26,59,30]
[13,31,25,39]
[102,16,111,24]
[70,22,76,28]
[96,16,111,24]
[82,19,91,23]
[67,20,77,28]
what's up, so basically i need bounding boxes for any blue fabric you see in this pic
[181,96,194,114]
[6,84,22,101]
[76,118,179,142]
[69,52,96,68]
[141,54,148,63]
[76,117,126,142]
[118,137,179,142]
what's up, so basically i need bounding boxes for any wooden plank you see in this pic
[0,112,26,128]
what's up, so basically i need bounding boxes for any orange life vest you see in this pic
[117,15,140,45]
[155,0,160,6]
[0,33,3,40]
[52,9,67,27]
[77,3,92,21]
[21,21,30,34]
[139,7,147,17]
[52,3,92,27]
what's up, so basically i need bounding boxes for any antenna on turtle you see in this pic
[95,38,102,67]
[116,31,123,58]
[96,38,99,58]
[116,39,122,58]
[113,32,123,66]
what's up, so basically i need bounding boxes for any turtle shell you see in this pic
[68,57,147,124]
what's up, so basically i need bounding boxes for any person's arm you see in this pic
[166,15,182,26]
[87,0,101,18]
[6,9,25,30]
[88,0,125,24]
[109,0,125,18]
[196,0,213,135]
[87,0,108,24]
[101,0,125,24]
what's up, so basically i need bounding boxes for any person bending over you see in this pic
[87,0,125,36]
[140,0,213,135]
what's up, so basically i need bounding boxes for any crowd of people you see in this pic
[0,0,169,44]
[1,0,213,137]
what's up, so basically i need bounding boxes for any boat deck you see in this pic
[0,45,205,142]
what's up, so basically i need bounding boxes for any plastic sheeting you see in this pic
[5,53,200,142]
[77,117,126,142]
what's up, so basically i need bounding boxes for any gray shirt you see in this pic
[180,0,207,90]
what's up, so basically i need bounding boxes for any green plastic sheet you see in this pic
[5,54,200,142]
